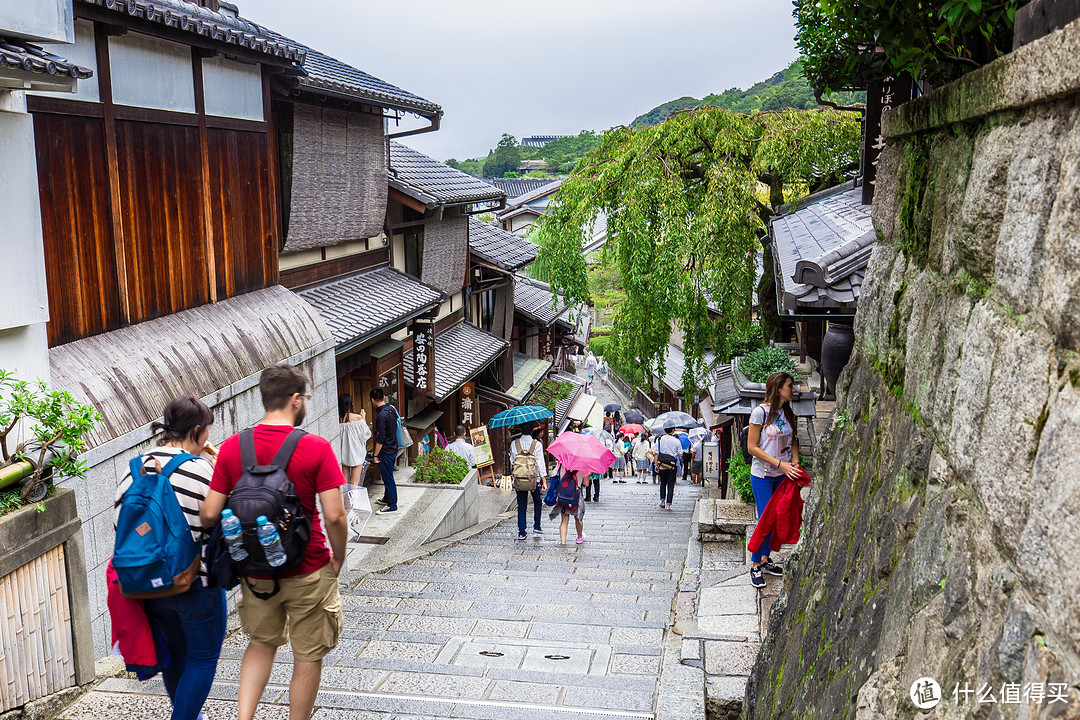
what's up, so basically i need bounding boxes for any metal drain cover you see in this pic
[435,637,612,676]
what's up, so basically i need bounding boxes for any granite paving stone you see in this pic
[62,469,701,719]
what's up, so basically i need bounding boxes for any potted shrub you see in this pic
[0,370,101,509]
[413,447,470,484]
[0,370,101,712]
[731,347,803,398]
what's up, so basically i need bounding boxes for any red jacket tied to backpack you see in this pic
[747,467,813,553]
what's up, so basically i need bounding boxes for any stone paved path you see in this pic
[63,479,702,720]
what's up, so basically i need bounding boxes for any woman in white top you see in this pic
[746,372,802,589]
[632,432,651,483]
[338,394,371,527]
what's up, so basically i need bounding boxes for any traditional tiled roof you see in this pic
[403,322,508,402]
[659,344,716,396]
[469,217,537,271]
[76,0,305,62]
[390,142,505,208]
[297,266,443,352]
[290,46,440,115]
[503,178,563,210]
[0,38,92,79]
[771,183,875,314]
[521,136,567,147]
[710,363,739,410]
[479,178,558,197]
[513,276,567,326]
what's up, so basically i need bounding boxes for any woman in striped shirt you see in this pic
[113,396,225,720]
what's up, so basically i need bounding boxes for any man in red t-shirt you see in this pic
[201,363,347,720]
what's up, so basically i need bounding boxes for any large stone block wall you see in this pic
[60,345,339,658]
[748,18,1080,720]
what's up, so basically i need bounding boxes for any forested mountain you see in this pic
[446,130,602,179]
[630,61,864,127]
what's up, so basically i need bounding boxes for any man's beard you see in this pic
[294,403,307,427]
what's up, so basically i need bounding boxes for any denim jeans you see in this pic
[142,582,227,720]
[378,449,397,509]
[750,474,782,564]
[516,487,542,535]
[658,468,676,505]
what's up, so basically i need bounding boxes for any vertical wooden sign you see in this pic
[411,322,435,395]
[862,74,914,205]
[540,327,555,361]
[459,381,476,427]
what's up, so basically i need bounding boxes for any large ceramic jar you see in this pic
[821,322,855,399]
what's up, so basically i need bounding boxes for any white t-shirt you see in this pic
[447,438,477,468]
[749,403,795,478]
[509,434,547,480]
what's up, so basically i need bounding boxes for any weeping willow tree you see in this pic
[534,106,862,397]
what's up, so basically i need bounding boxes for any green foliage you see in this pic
[724,321,767,361]
[530,379,574,412]
[795,0,1028,93]
[412,447,470,484]
[449,131,603,179]
[739,347,800,383]
[481,134,523,178]
[536,107,861,401]
[446,157,483,176]
[727,451,755,503]
[0,370,101,511]
[631,61,864,127]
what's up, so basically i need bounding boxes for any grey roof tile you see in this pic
[469,218,537,271]
[0,38,92,79]
[513,276,566,326]
[660,344,716,395]
[772,184,875,313]
[479,178,559,197]
[292,46,440,115]
[297,266,443,350]
[403,321,508,402]
[77,0,305,61]
[390,142,505,207]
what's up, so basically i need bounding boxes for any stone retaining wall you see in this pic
[748,16,1080,720]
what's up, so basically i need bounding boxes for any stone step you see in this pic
[695,499,755,541]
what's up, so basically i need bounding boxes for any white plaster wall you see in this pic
[0,324,50,388]
[0,0,73,43]
[62,345,340,658]
[28,18,99,103]
[201,56,262,121]
[0,110,50,334]
[109,32,195,113]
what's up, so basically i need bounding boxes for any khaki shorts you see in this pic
[238,564,343,662]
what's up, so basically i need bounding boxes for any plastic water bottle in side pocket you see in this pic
[256,515,287,568]
[220,509,249,562]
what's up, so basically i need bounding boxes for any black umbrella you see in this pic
[604,403,622,413]
[623,409,646,424]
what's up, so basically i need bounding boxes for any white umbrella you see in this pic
[689,427,708,441]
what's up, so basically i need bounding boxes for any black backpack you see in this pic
[221,428,311,599]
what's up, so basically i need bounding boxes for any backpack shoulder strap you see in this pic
[240,429,258,470]
[514,438,523,454]
[160,452,199,478]
[528,439,538,454]
[270,428,307,468]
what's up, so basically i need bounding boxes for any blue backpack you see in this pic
[555,474,579,509]
[113,453,201,599]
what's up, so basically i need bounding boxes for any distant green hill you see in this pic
[631,61,864,127]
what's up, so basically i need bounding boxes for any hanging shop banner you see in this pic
[411,322,435,395]
[460,382,476,428]
[702,442,721,482]
[540,328,555,362]
[862,73,914,205]
[471,425,494,468]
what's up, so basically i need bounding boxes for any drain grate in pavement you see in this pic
[352,535,390,544]
[436,637,613,675]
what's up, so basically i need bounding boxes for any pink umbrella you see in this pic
[548,431,617,475]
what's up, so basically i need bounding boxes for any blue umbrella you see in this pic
[487,405,554,429]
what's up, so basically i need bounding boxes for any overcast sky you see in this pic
[243,0,800,163]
